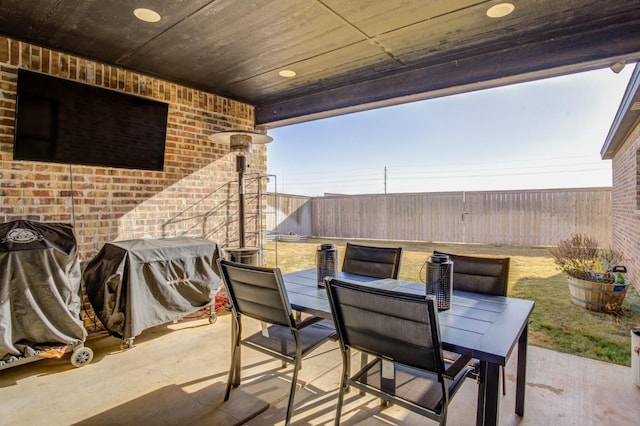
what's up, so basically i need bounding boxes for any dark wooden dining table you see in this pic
[282,268,535,426]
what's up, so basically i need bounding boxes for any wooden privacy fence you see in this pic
[265,187,612,246]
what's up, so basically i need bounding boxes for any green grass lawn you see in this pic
[265,238,640,366]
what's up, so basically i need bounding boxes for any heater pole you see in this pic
[236,154,247,248]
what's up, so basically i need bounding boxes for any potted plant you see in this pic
[549,233,628,312]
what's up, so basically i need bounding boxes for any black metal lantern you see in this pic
[426,253,454,311]
[316,244,338,287]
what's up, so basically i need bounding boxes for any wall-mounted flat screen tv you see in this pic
[13,69,168,171]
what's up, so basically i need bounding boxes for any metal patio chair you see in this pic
[217,259,336,426]
[341,242,404,369]
[325,278,472,425]
[342,242,403,279]
[434,250,510,395]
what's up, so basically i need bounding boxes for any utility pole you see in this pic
[384,166,387,194]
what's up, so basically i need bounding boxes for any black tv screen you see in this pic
[13,69,168,171]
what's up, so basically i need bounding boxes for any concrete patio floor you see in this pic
[1,312,639,425]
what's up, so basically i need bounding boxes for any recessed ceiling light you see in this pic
[486,3,515,18]
[134,8,161,23]
[278,70,297,78]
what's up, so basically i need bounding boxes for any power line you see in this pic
[276,163,609,185]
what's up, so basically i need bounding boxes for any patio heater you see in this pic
[208,130,273,265]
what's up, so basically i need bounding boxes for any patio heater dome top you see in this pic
[208,130,273,152]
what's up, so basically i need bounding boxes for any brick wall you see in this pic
[611,121,640,290]
[0,37,268,330]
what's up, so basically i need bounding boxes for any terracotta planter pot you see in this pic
[567,276,628,312]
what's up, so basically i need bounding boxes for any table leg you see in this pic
[476,361,501,426]
[476,362,485,426]
[516,324,528,416]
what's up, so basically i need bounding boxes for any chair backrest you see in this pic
[433,251,509,296]
[325,278,444,373]
[342,242,402,279]
[217,259,294,328]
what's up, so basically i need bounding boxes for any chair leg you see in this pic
[359,352,368,395]
[226,317,242,400]
[335,351,350,426]
[225,338,240,401]
[280,336,288,368]
[285,357,302,426]
[344,348,351,394]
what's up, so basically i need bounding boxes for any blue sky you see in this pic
[266,66,634,196]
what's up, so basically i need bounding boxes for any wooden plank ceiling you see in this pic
[1,0,639,128]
